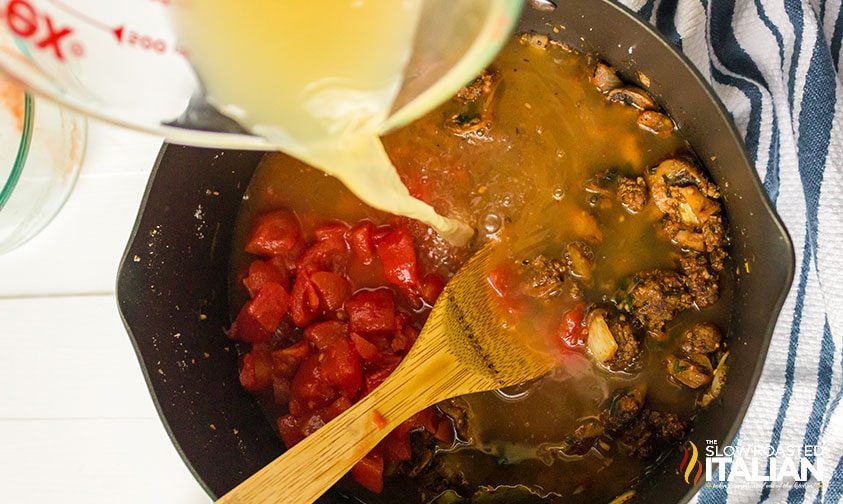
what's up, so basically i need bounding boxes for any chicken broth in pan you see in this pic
[228,34,732,502]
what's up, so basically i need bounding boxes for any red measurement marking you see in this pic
[3,0,76,60]
[124,29,167,53]
[41,0,175,57]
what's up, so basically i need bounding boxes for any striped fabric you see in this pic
[616,0,843,501]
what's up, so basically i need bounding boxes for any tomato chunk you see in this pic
[407,407,438,434]
[243,259,289,297]
[272,377,291,405]
[347,221,376,264]
[314,221,350,242]
[321,336,362,399]
[323,396,353,422]
[351,451,384,494]
[380,423,412,462]
[309,271,352,311]
[271,340,310,378]
[375,227,420,288]
[363,361,399,396]
[277,415,304,449]
[418,273,445,306]
[305,322,362,399]
[290,355,337,410]
[433,418,455,443]
[239,349,273,393]
[391,323,418,354]
[297,236,348,275]
[231,305,270,344]
[305,321,347,350]
[245,210,302,257]
[350,332,381,362]
[247,282,289,333]
[487,266,515,298]
[299,413,326,436]
[290,273,321,327]
[558,303,586,349]
[345,289,396,335]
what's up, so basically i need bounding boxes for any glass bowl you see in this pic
[0,73,86,254]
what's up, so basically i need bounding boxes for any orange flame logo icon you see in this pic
[679,441,704,485]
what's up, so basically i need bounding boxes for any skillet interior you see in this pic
[116,0,795,501]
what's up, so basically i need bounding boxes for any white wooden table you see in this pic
[0,121,210,503]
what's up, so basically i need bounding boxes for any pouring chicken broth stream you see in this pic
[228,33,733,502]
[172,0,473,245]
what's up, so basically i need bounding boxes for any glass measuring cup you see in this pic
[0,0,523,150]
[0,69,85,254]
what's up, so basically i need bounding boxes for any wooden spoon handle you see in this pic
[217,349,460,504]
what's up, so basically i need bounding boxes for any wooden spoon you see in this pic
[218,236,555,504]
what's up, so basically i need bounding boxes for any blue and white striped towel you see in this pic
[615,0,843,501]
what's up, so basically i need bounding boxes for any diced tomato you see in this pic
[487,266,516,298]
[299,413,326,436]
[277,415,304,449]
[558,303,586,349]
[288,398,305,417]
[394,311,412,330]
[407,408,438,434]
[323,396,353,422]
[314,221,350,242]
[347,221,376,264]
[363,361,399,396]
[351,451,384,494]
[375,227,420,289]
[486,265,527,317]
[372,225,393,242]
[290,355,337,410]
[350,332,381,362]
[270,254,297,276]
[391,323,418,354]
[433,417,455,443]
[309,271,352,311]
[246,282,289,333]
[245,210,302,257]
[231,304,270,344]
[271,340,311,378]
[236,214,453,494]
[239,349,273,393]
[272,377,291,405]
[304,320,347,350]
[418,273,445,306]
[297,236,348,275]
[345,289,396,334]
[243,259,290,297]
[320,334,363,400]
[380,423,412,462]
[290,273,321,327]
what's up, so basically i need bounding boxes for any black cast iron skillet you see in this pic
[116,0,795,501]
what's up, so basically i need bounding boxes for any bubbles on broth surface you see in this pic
[482,212,503,235]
